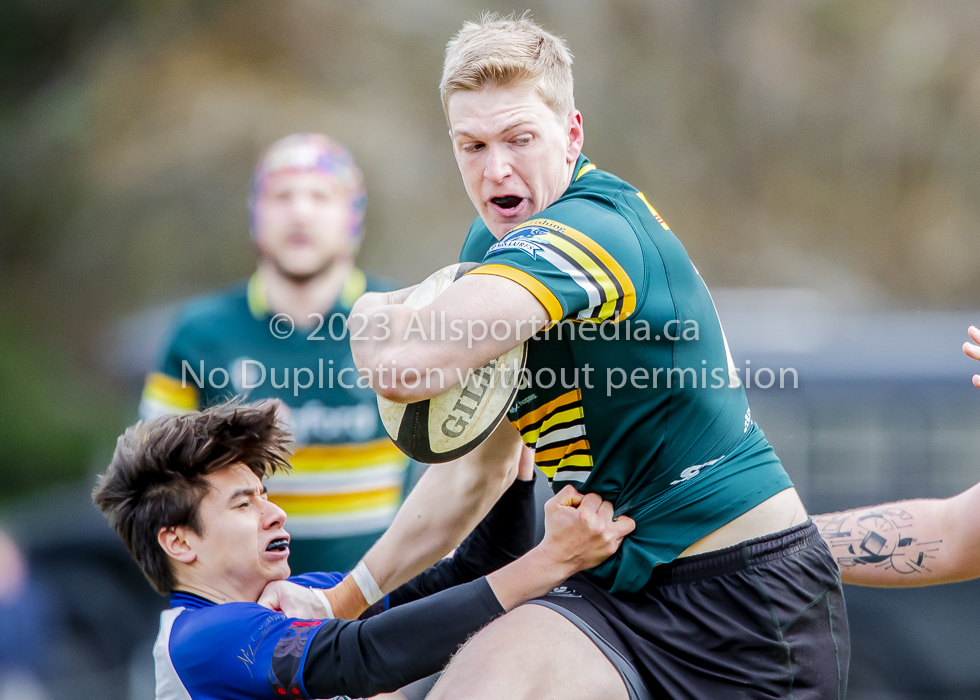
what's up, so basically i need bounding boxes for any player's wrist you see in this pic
[351,560,384,605]
[309,586,334,618]
[324,575,370,620]
[486,550,559,611]
[524,544,578,587]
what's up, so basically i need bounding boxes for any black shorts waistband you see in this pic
[648,520,818,586]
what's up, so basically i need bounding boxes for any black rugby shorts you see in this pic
[527,521,849,700]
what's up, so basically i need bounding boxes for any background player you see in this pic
[138,133,414,573]
[93,401,633,700]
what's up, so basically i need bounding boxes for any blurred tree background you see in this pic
[2,0,980,503]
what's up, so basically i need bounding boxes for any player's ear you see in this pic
[158,526,198,564]
[565,110,584,162]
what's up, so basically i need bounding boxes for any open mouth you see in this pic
[266,538,289,553]
[491,196,523,211]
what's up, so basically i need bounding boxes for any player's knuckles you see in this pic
[550,497,577,519]
[575,504,599,528]
[556,484,583,506]
[597,501,615,521]
[580,492,603,511]
[544,488,572,513]
[256,591,280,610]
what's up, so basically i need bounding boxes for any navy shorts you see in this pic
[528,521,849,699]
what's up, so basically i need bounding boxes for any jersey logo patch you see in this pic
[489,218,637,324]
[670,456,725,486]
[486,226,552,259]
[546,585,582,598]
[269,620,322,698]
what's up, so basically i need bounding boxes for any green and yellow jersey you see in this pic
[460,156,793,593]
[139,269,411,572]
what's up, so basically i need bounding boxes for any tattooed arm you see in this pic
[814,326,980,587]
[814,482,980,587]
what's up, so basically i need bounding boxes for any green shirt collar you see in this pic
[573,154,596,182]
[247,267,367,319]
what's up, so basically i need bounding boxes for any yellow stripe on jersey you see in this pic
[267,438,407,534]
[512,390,581,433]
[247,273,271,319]
[269,486,402,516]
[537,464,558,479]
[250,268,367,317]
[290,438,408,472]
[552,224,637,321]
[544,235,623,319]
[509,388,595,480]
[536,452,594,480]
[521,407,585,446]
[141,372,198,412]
[636,192,671,231]
[339,267,368,309]
[535,438,590,463]
[574,163,597,181]
[554,454,594,469]
[468,264,564,322]
[514,218,636,323]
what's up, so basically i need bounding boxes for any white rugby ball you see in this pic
[377,263,528,463]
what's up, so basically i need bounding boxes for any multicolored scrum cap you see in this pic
[248,133,367,243]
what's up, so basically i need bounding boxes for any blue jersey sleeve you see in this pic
[164,576,504,699]
[287,571,346,590]
[167,602,329,700]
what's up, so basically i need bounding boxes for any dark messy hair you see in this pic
[92,400,291,594]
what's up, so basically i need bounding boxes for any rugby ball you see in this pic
[377,263,528,463]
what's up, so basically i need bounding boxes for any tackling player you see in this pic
[92,401,633,700]
[326,14,845,700]
[139,134,413,574]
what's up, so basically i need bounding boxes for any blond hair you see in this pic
[440,12,574,122]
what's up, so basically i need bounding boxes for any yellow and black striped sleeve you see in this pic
[139,371,199,419]
[467,216,639,324]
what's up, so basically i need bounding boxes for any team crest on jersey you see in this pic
[486,226,552,259]
[269,620,322,697]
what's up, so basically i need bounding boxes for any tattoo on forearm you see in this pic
[814,508,942,575]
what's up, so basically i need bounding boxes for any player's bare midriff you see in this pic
[677,487,808,558]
